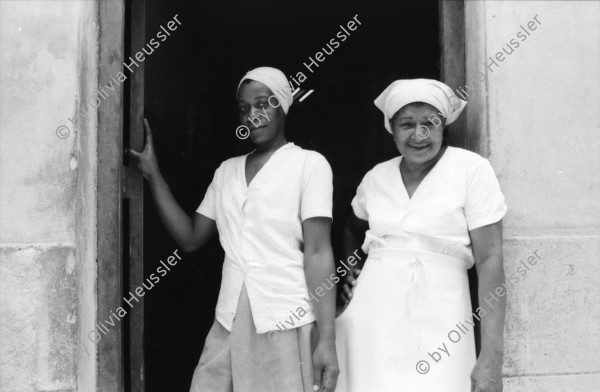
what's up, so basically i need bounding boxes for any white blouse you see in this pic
[352,146,507,268]
[196,142,333,333]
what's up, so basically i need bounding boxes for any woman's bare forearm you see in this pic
[477,254,506,356]
[147,172,195,251]
[304,247,337,342]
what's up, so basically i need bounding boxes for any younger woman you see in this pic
[129,67,339,392]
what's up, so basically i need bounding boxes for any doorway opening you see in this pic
[140,1,440,390]
[106,1,474,391]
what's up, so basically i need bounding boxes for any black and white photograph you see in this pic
[0,0,599,391]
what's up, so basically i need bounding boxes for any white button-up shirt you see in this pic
[196,142,333,333]
[352,147,507,267]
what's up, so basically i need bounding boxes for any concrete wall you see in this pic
[465,1,600,390]
[0,1,98,391]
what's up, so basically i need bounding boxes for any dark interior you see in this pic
[141,1,440,390]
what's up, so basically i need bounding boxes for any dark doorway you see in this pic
[141,1,440,390]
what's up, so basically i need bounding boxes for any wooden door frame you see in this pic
[439,0,467,149]
[97,1,125,390]
[96,1,468,390]
[97,0,145,390]
[124,0,146,390]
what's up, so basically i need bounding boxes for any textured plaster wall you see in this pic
[0,1,98,391]
[465,1,600,390]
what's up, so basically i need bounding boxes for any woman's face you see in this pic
[390,103,446,165]
[237,81,285,145]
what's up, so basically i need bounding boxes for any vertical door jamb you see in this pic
[439,0,467,149]
[97,1,125,391]
[124,0,146,390]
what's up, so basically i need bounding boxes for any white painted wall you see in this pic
[465,1,600,390]
[0,1,98,391]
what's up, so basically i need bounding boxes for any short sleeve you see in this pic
[465,159,507,230]
[195,169,218,220]
[351,176,369,221]
[300,153,333,221]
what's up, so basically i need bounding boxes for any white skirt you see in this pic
[335,248,476,392]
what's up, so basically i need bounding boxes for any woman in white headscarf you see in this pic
[129,67,339,392]
[335,79,506,392]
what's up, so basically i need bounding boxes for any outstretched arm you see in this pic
[129,119,217,252]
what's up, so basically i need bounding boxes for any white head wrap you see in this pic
[374,78,467,133]
[237,67,293,114]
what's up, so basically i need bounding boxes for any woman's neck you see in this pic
[401,146,448,177]
[254,135,287,155]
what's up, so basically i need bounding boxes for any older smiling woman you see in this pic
[335,79,507,392]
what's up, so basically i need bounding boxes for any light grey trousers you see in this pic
[189,285,316,392]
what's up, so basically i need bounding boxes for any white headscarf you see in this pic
[374,78,467,133]
[237,67,293,114]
